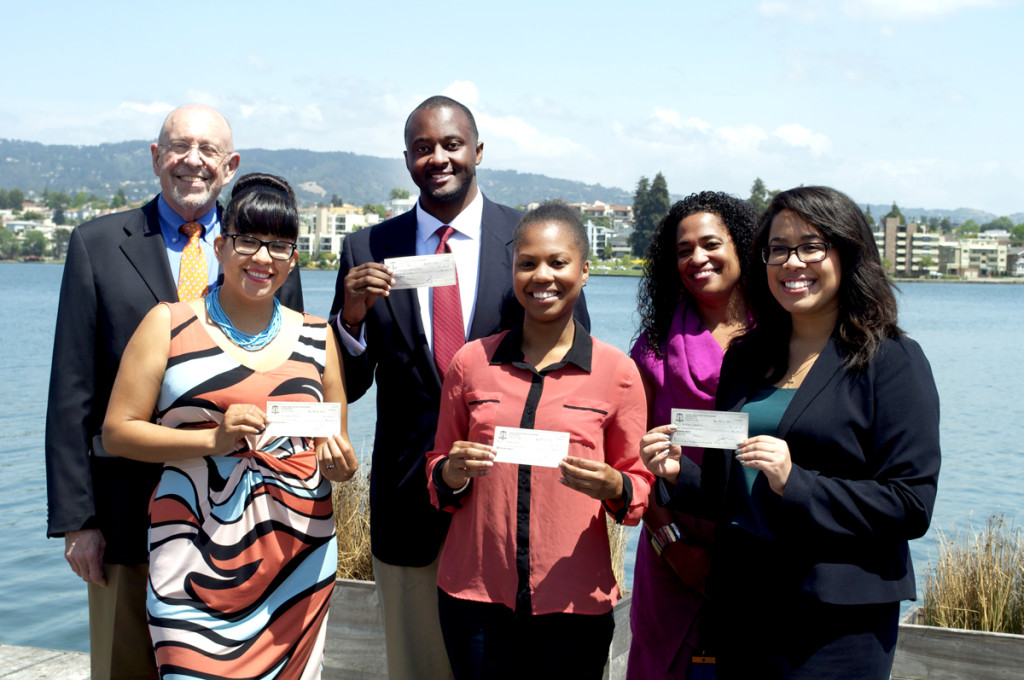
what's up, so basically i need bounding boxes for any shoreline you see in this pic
[5,259,1024,284]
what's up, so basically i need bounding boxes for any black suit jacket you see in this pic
[664,335,940,605]
[45,196,304,564]
[329,196,589,566]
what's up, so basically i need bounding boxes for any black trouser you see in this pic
[437,589,614,680]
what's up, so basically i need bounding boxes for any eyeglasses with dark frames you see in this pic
[761,242,831,266]
[225,234,297,260]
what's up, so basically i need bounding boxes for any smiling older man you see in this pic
[45,104,303,680]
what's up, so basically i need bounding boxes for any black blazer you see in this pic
[664,335,940,605]
[329,196,589,566]
[45,197,304,564]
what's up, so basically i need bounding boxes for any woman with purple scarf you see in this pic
[627,192,757,679]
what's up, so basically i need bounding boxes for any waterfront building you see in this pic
[297,204,380,258]
[938,238,1008,277]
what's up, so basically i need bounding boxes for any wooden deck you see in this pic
[0,644,89,680]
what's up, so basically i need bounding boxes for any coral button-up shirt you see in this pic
[426,322,652,616]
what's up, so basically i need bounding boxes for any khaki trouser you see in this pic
[373,554,455,680]
[86,562,158,680]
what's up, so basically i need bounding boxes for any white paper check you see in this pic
[383,254,457,289]
[669,409,749,449]
[264,402,341,438]
[492,426,570,468]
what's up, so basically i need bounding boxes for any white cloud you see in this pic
[773,124,832,155]
[843,0,1005,21]
[717,124,770,152]
[478,113,582,159]
[300,104,323,124]
[118,101,174,116]
[756,0,830,20]
[652,108,712,133]
[442,81,480,106]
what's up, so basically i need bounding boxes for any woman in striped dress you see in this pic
[103,173,357,679]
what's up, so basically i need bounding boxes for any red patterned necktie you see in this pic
[177,222,208,301]
[432,225,464,376]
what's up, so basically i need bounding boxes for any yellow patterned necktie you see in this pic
[177,222,208,301]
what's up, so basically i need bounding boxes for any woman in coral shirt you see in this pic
[427,202,653,680]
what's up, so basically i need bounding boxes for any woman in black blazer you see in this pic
[641,186,940,679]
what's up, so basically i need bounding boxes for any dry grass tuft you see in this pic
[332,461,374,582]
[607,514,628,595]
[922,514,1024,634]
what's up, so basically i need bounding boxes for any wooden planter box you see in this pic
[322,578,633,679]
[892,606,1024,679]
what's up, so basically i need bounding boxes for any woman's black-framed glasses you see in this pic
[761,242,831,266]
[226,234,297,260]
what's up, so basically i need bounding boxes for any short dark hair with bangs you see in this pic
[223,173,299,241]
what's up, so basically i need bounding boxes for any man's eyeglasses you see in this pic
[225,234,297,260]
[159,141,230,163]
[761,242,831,266]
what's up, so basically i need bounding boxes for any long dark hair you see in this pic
[223,173,298,240]
[734,185,902,379]
[636,191,757,357]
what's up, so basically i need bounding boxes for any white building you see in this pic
[297,205,380,258]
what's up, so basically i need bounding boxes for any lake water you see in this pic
[1,264,1021,653]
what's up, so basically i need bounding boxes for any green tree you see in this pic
[110,187,127,208]
[0,189,8,210]
[317,251,338,268]
[52,228,72,260]
[71,191,93,208]
[629,176,650,256]
[22,230,49,257]
[980,216,1014,233]
[884,201,905,225]
[0,228,19,259]
[601,240,614,261]
[8,188,25,210]
[331,194,344,207]
[20,211,45,221]
[864,205,875,226]
[362,203,386,219]
[298,252,311,268]
[1010,223,1024,246]
[958,220,980,238]
[630,172,670,256]
[389,188,410,200]
[748,178,769,214]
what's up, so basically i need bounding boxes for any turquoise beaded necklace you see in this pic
[205,285,282,351]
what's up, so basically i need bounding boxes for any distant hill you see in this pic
[0,139,634,208]
[2,138,1018,223]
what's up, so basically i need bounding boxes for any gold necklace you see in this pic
[781,353,819,389]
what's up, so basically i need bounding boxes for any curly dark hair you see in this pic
[733,185,902,379]
[636,191,758,357]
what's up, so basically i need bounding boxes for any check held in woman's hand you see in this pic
[639,424,681,485]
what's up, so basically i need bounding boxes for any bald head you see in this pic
[151,105,240,221]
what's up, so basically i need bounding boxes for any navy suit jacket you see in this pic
[45,196,304,564]
[330,196,589,566]
[663,335,940,605]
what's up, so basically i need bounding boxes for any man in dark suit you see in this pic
[330,96,588,680]
[45,104,303,680]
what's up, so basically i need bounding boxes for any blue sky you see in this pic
[3,0,1021,215]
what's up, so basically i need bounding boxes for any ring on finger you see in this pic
[326,464,336,470]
